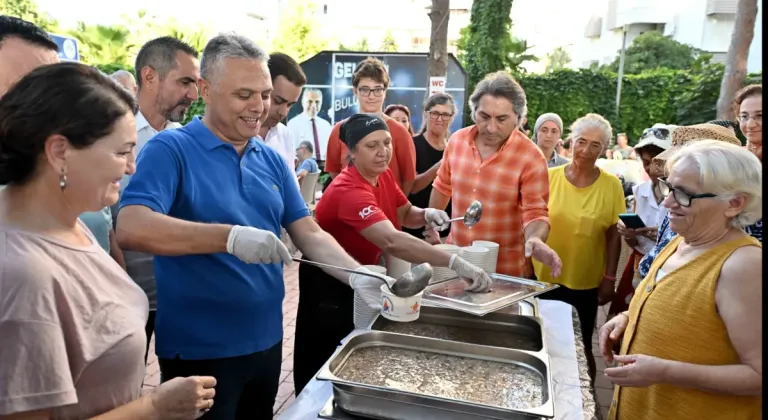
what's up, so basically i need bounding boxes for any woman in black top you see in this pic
[404,93,457,239]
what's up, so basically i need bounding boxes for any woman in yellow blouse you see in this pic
[533,113,624,382]
[599,140,762,420]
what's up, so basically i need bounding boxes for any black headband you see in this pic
[339,114,389,149]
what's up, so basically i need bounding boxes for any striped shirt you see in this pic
[433,126,550,277]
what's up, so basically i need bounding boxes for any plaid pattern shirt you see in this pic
[433,126,550,277]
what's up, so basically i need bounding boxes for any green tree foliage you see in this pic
[607,31,707,74]
[271,0,328,62]
[455,0,537,124]
[339,37,371,52]
[69,22,135,65]
[519,65,762,144]
[379,31,398,52]
[0,0,58,31]
[545,47,571,73]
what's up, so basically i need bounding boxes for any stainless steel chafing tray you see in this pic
[423,274,557,316]
[370,305,545,353]
[316,331,555,419]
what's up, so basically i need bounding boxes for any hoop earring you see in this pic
[59,171,67,191]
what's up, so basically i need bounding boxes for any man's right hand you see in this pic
[226,226,292,264]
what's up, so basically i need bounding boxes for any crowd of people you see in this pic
[0,13,762,420]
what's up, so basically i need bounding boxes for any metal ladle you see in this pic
[292,259,433,298]
[433,200,483,230]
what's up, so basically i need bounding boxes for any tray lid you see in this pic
[424,274,558,315]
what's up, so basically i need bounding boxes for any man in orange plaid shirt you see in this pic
[427,71,562,279]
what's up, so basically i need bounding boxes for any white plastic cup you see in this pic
[472,241,499,273]
[380,284,422,322]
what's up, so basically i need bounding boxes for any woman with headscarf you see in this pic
[533,113,569,168]
[292,114,492,395]
[403,93,457,240]
[600,140,762,420]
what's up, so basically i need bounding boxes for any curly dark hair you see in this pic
[0,62,137,185]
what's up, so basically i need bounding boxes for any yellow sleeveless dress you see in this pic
[608,234,762,420]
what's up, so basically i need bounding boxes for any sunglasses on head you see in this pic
[641,127,670,140]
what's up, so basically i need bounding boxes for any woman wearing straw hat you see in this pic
[292,114,492,395]
[609,124,675,318]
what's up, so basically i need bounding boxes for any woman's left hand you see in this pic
[604,354,669,387]
[598,276,616,305]
[424,208,451,231]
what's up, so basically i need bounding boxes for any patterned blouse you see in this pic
[638,215,764,278]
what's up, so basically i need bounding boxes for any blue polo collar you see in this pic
[187,117,262,153]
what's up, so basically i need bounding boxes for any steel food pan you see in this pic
[316,331,554,419]
[424,274,556,316]
[370,306,545,353]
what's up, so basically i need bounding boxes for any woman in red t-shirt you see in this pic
[293,114,493,394]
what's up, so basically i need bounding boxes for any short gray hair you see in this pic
[468,71,527,122]
[569,113,613,147]
[667,140,762,228]
[110,70,134,83]
[200,33,268,84]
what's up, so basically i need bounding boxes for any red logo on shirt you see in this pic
[359,205,378,220]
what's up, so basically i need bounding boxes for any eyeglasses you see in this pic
[357,87,386,97]
[658,178,717,207]
[428,111,454,121]
[641,127,670,140]
[739,113,763,125]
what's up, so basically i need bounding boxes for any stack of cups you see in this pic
[353,264,387,330]
[472,240,500,273]
[459,246,490,273]
[432,244,460,283]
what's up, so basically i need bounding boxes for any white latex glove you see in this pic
[449,254,493,293]
[226,225,292,264]
[349,266,396,310]
[424,208,451,231]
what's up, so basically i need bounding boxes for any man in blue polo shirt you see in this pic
[116,34,391,419]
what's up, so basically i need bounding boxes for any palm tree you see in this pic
[69,22,134,65]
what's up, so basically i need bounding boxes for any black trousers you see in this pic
[158,342,282,420]
[538,285,599,380]
[144,310,155,363]
[293,262,355,395]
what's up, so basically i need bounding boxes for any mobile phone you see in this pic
[618,213,646,229]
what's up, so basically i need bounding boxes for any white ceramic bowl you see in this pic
[380,284,422,322]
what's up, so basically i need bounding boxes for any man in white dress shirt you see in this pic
[286,88,333,170]
[115,36,201,364]
[257,52,306,171]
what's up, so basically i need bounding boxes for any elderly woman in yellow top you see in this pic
[533,113,625,381]
[599,140,762,420]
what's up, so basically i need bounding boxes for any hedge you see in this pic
[96,63,761,145]
[519,65,761,144]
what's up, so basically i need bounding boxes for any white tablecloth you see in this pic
[279,299,585,420]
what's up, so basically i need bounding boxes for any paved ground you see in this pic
[143,261,616,419]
